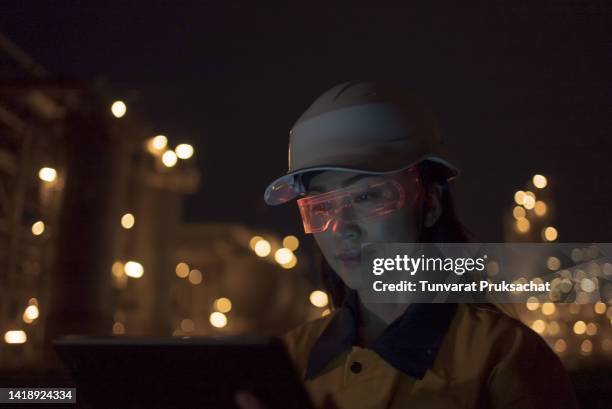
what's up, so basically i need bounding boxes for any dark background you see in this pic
[3,2,610,242]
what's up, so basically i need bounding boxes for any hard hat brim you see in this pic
[263,157,459,206]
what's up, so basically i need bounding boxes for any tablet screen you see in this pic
[54,336,314,409]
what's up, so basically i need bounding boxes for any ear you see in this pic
[424,183,443,228]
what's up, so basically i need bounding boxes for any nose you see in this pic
[330,217,361,240]
[328,200,360,238]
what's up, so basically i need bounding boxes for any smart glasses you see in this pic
[296,170,420,234]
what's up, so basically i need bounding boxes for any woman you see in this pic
[237,82,578,409]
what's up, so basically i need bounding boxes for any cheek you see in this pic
[313,233,335,260]
[362,208,419,242]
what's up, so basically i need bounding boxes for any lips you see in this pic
[336,249,361,263]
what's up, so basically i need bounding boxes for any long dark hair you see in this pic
[315,160,474,309]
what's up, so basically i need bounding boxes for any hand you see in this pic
[234,390,339,409]
[235,391,267,409]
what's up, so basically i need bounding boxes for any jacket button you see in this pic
[350,361,362,374]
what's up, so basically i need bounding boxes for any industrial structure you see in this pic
[0,34,321,373]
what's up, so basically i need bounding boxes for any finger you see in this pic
[235,390,266,409]
[322,394,339,409]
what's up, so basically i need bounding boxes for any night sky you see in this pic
[3,3,611,242]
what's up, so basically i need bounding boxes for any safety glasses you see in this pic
[296,169,421,234]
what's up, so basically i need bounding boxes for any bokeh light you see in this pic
[111,100,127,118]
[522,193,535,209]
[249,236,263,250]
[516,218,530,233]
[214,297,232,313]
[162,150,178,167]
[531,319,546,334]
[512,206,526,220]
[580,339,593,354]
[586,322,598,336]
[514,191,525,205]
[112,262,124,277]
[121,213,135,229]
[594,302,606,314]
[309,290,328,308]
[152,135,168,150]
[280,255,298,269]
[274,248,294,264]
[22,312,33,324]
[580,278,595,293]
[175,144,194,159]
[4,330,27,344]
[543,226,558,241]
[210,312,227,328]
[282,235,300,251]
[534,201,547,216]
[526,297,540,311]
[124,261,144,278]
[546,257,561,271]
[38,167,57,182]
[188,269,202,285]
[542,302,556,316]
[112,322,125,335]
[31,221,45,236]
[533,174,548,189]
[175,262,190,278]
[553,339,567,353]
[24,305,39,321]
[254,240,271,257]
[181,318,195,332]
[573,320,586,335]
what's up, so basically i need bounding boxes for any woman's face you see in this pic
[305,170,422,290]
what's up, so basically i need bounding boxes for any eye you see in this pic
[354,189,381,203]
[355,193,369,202]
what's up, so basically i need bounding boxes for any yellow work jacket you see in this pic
[283,292,578,409]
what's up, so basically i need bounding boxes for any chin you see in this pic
[332,265,367,291]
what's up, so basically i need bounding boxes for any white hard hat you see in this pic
[264,81,459,205]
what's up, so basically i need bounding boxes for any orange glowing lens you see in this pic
[297,170,420,234]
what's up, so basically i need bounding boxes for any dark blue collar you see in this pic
[305,290,457,380]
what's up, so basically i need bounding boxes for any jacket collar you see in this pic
[305,289,457,380]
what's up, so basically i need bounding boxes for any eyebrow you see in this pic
[307,174,374,193]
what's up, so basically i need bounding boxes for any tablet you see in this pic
[53,335,315,409]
